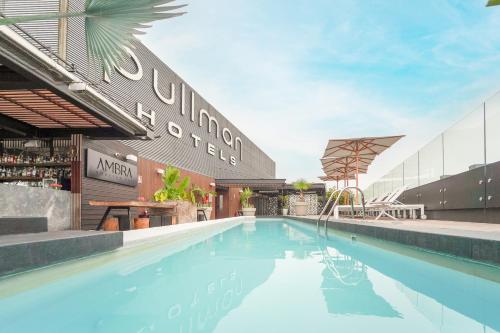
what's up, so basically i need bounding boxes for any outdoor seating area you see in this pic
[89,200,178,231]
[332,186,426,220]
[1,2,500,332]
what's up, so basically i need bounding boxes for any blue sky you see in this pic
[141,0,500,186]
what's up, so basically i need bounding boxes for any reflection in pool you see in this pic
[0,219,499,333]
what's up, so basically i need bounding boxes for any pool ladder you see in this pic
[317,186,366,238]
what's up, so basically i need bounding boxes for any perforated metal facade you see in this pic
[2,0,275,179]
[0,0,60,52]
[63,1,275,179]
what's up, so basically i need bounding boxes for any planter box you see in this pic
[134,217,150,229]
[295,202,308,216]
[242,207,256,216]
[175,201,197,224]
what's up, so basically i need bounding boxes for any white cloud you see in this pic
[139,0,500,188]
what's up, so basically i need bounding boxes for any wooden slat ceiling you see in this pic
[0,89,111,128]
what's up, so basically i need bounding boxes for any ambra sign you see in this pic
[104,47,243,167]
[86,149,138,187]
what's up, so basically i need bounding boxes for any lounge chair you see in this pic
[334,186,426,220]
[367,186,426,220]
[332,189,397,219]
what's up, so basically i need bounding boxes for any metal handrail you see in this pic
[317,189,341,232]
[322,186,366,238]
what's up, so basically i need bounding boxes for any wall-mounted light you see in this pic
[24,140,40,148]
[68,82,88,92]
[209,182,216,187]
[156,168,164,175]
[126,154,138,163]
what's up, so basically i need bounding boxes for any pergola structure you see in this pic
[320,135,405,195]
[0,25,149,139]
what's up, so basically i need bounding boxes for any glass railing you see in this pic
[365,91,500,201]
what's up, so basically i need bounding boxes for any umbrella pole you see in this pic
[355,144,360,205]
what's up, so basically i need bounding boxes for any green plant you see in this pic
[191,185,216,207]
[279,195,289,209]
[240,187,254,209]
[293,179,311,201]
[325,187,353,205]
[487,0,500,7]
[153,166,191,202]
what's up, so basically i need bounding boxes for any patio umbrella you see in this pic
[321,136,404,202]
[319,172,357,189]
[321,157,369,190]
[322,157,370,177]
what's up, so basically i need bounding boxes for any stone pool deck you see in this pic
[0,230,122,277]
[287,216,500,265]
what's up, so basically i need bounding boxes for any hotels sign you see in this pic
[86,149,138,187]
[104,47,242,167]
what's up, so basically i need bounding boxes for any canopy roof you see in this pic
[215,179,286,189]
[0,89,111,129]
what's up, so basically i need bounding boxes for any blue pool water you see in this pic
[0,219,499,333]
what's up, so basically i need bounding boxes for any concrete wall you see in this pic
[0,184,71,231]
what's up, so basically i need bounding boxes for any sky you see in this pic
[141,0,500,188]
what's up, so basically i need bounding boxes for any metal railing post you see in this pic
[323,186,366,238]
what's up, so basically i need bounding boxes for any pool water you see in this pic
[0,219,499,333]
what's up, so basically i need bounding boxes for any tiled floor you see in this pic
[301,216,500,241]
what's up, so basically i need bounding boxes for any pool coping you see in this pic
[122,216,255,247]
[286,216,500,266]
[0,217,255,278]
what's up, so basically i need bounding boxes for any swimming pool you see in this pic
[0,218,499,332]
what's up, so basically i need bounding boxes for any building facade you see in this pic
[0,0,275,231]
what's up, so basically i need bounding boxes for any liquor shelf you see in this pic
[0,163,72,167]
[0,177,43,181]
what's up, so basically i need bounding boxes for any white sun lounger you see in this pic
[334,186,426,220]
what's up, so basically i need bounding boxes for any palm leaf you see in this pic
[163,166,180,187]
[177,176,190,193]
[0,0,187,73]
[487,0,500,6]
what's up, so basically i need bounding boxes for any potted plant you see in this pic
[191,186,215,220]
[240,187,256,216]
[293,179,311,216]
[279,195,289,215]
[134,210,150,229]
[153,166,197,224]
[134,196,150,229]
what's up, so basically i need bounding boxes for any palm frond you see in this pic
[0,0,187,73]
[85,0,186,73]
[487,0,500,6]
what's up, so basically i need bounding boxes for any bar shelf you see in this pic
[0,162,72,167]
[0,176,43,181]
